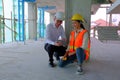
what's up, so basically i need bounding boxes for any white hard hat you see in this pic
[54,12,65,21]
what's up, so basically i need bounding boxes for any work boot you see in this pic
[49,62,56,67]
[76,66,84,75]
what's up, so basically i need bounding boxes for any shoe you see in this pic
[49,63,56,67]
[56,57,60,61]
[76,66,84,75]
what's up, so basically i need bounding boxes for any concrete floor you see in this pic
[0,38,120,80]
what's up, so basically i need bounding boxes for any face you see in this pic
[54,18,63,28]
[72,20,80,30]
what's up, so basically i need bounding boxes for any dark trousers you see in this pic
[44,43,66,63]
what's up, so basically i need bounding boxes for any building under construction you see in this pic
[0,0,120,80]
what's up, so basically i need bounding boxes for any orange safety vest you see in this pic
[68,30,90,61]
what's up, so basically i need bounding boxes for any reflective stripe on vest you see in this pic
[68,30,90,61]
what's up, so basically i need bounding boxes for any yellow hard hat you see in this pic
[71,13,84,22]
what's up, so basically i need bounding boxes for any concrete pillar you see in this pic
[65,0,73,41]
[28,3,37,40]
[65,0,92,41]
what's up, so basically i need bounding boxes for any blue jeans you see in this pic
[59,48,85,67]
[76,48,85,65]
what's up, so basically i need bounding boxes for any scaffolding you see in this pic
[38,8,45,38]
[0,0,47,44]
[0,0,17,43]
[37,6,56,38]
[0,0,5,43]
[0,0,29,43]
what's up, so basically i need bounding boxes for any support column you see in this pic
[65,0,72,42]
[28,2,37,40]
[65,0,92,41]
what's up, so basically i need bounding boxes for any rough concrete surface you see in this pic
[0,38,120,80]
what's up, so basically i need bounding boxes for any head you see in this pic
[71,13,85,30]
[54,12,64,27]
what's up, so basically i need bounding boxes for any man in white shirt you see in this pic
[44,12,67,67]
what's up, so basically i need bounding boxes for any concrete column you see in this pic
[65,0,92,42]
[65,0,73,42]
[28,2,37,40]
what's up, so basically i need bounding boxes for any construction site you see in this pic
[0,0,120,80]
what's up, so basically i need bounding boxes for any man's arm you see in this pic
[45,24,55,45]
